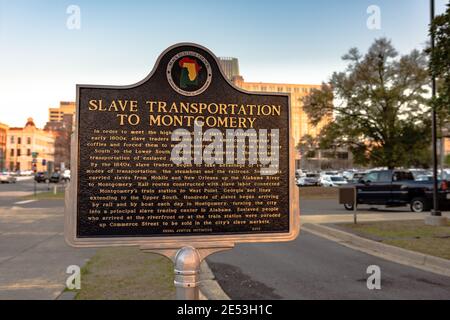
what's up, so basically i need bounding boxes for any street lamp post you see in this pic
[426,0,447,226]
[430,0,440,217]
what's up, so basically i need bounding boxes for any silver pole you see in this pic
[430,0,441,216]
[142,244,233,300]
[353,186,357,224]
[174,246,201,300]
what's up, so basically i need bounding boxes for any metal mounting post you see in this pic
[174,246,201,300]
[141,243,234,300]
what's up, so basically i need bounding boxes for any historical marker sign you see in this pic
[65,43,299,248]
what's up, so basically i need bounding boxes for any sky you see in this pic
[0,0,448,128]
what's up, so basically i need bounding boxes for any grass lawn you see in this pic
[298,186,338,200]
[339,220,450,260]
[23,190,65,200]
[74,247,175,300]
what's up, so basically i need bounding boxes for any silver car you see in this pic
[0,173,17,184]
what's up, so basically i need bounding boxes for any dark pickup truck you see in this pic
[342,170,450,212]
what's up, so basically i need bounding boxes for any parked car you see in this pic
[348,172,366,183]
[342,170,357,181]
[0,173,17,183]
[342,170,450,212]
[306,173,320,185]
[295,169,306,179]
[34,172,49,183]
[410,169,431,180]
[49,172,62,183]
[320,175,348,187]
[62,169,71,182]
[415,175,433,182]
[23,170,34,176]
[320,171,339,177]
[297,173,321,187]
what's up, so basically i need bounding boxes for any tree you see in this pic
[302,38,431,169]
[445,154,450,167]
[429,3,450,124]
[297,134,317,159]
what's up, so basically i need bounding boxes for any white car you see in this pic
[320,171,339,177]
[320,175,348,187]
[296,174,320,187]
[62,169,71,181]
[0,173,17,183]
[61,169,70,181]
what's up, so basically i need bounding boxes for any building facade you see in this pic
[45,113,74,171]
[48,101,76,122]
[0,122,8,171]
[6,118,55,172]
[234,79,325,152]
[218,57,241,81]
[233,78,351,169]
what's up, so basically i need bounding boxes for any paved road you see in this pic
[0,178,66,208]
[0,176,53,192]
[207,231,450,300]
[301,198,410,215]
[300,198,449,215]
[0,180,94,300]
[1,179,449,300]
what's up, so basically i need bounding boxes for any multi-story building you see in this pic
[234,79,323,144]
[48,101,76,122]
[6,118,55,172]
[0,122,8,171]
[45,101,76,170]
[218,57,241,82]
[233,77,351,169]
[45,113,74,171]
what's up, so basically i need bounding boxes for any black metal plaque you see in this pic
[75,43,291,239]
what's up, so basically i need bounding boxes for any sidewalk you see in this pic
[301,211,450,225]
[0,206,95,299]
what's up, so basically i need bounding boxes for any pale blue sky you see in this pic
[0,0,448,127]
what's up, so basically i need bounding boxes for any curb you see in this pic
[199,261,230,300]
[302,223,450,278]
[56,291,77,300]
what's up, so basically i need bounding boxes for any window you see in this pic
[18,137,21,144]
[17,149,21,156]
[393,171,414,181]
[379,171,392,182]
[336,152,349,160]
[10,136,14,144]
[365,172,379,182]
[10,149,14,157]
[277,87,283,92]
[27,137,31,144]
[261,86,267,91]
[27,149,31,156]
[286,87,291,92]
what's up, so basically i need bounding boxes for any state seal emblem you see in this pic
[167,51,212,96]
